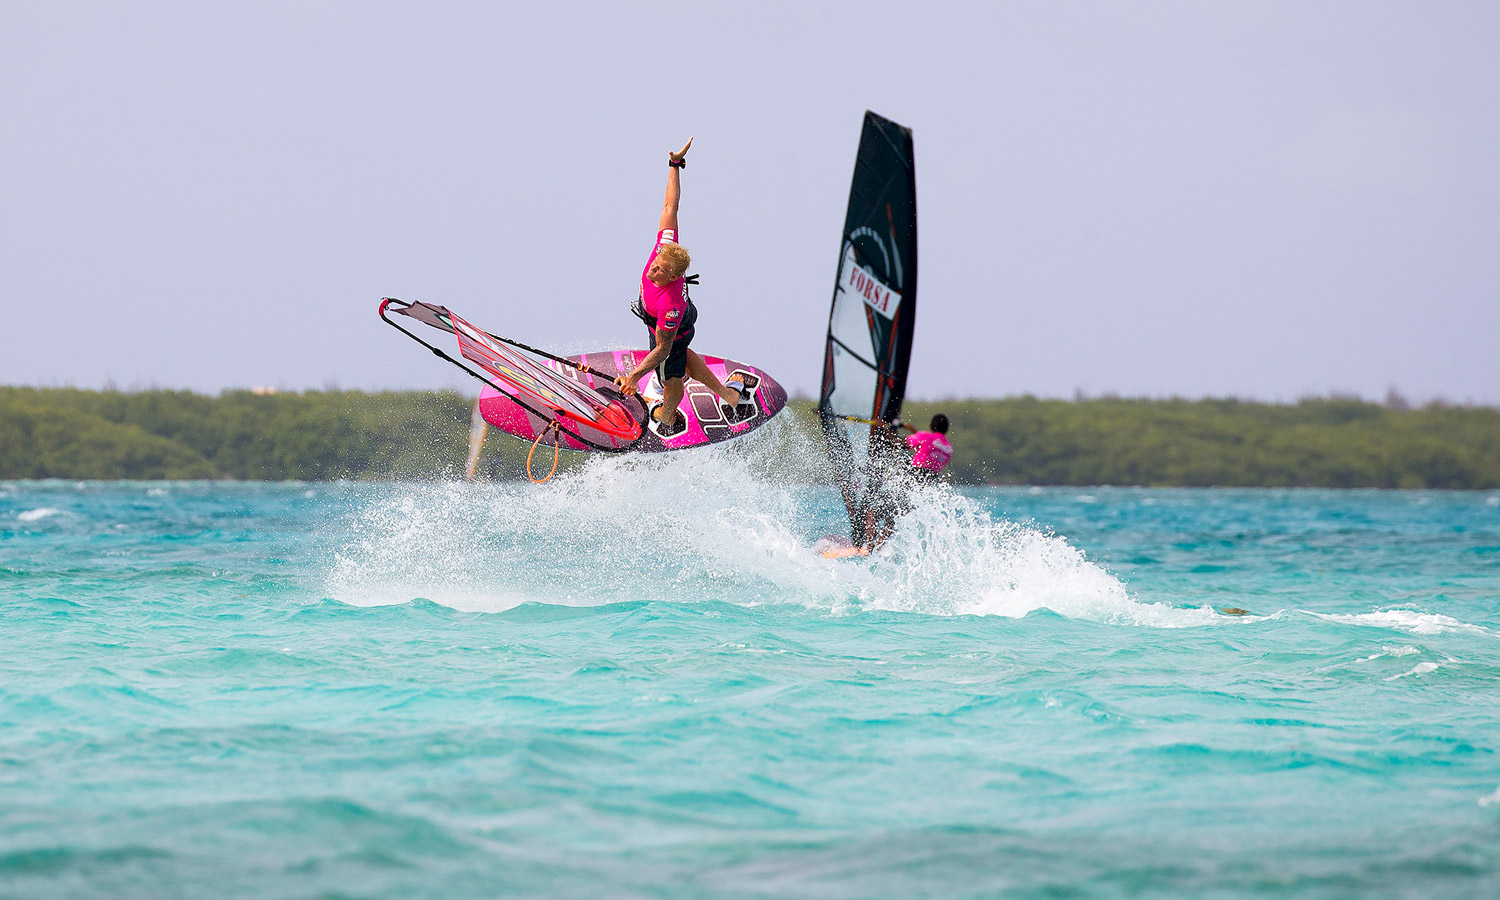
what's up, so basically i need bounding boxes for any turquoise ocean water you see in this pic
[4,432,1500,898]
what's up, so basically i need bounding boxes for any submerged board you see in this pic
[479,350,787,453]
[812,535,871,559]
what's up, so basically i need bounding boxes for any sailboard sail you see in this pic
[817,111,917,549]
[379,298,644,452]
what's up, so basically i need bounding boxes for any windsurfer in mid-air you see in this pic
[615,136,744,435]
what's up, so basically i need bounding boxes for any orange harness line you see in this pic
[527,421,562,484]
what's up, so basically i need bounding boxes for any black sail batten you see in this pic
[827,336,880,372]
[817,111,917,548]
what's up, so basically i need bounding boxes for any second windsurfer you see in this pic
[864,414,954,551]
[615,136,744,435]
[904,414,953,483]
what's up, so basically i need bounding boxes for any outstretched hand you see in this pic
[670,136,693,163]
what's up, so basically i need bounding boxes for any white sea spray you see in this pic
[324,419,1214,627]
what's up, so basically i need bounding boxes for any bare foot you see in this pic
[652,404,680,430]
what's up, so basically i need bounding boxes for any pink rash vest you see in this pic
[633,229,691,337]
[907,431,953,474]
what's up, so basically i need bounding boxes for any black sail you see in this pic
[817,111,917,548]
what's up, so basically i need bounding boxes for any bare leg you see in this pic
[656,376,686,428]
[685,349,740,406]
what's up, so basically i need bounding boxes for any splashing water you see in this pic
[324,421,1229,628]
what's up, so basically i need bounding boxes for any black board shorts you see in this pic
[645,301,697,382]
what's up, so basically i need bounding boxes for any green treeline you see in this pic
[899,395,1500,489]
[0,387,473,481]
[3,387,1498,487]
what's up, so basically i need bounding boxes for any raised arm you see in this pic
[658,136,692,233]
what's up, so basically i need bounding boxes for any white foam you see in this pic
[17,507,61,522]
[1385,661,1439,681]
[1353,646,1422,664]
[1318,609,1491,636]
[1480,786,1500,807]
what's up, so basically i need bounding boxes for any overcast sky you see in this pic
[4,1,1497,403]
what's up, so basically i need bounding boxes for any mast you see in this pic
[817,111,917,547]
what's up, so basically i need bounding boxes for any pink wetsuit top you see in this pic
[907,431,953,473]
[635,229,690,335]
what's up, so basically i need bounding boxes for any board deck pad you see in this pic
[478,349,787,453]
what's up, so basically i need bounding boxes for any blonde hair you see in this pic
[656,243,691,280]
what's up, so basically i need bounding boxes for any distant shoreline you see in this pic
[4,387,1497,488]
